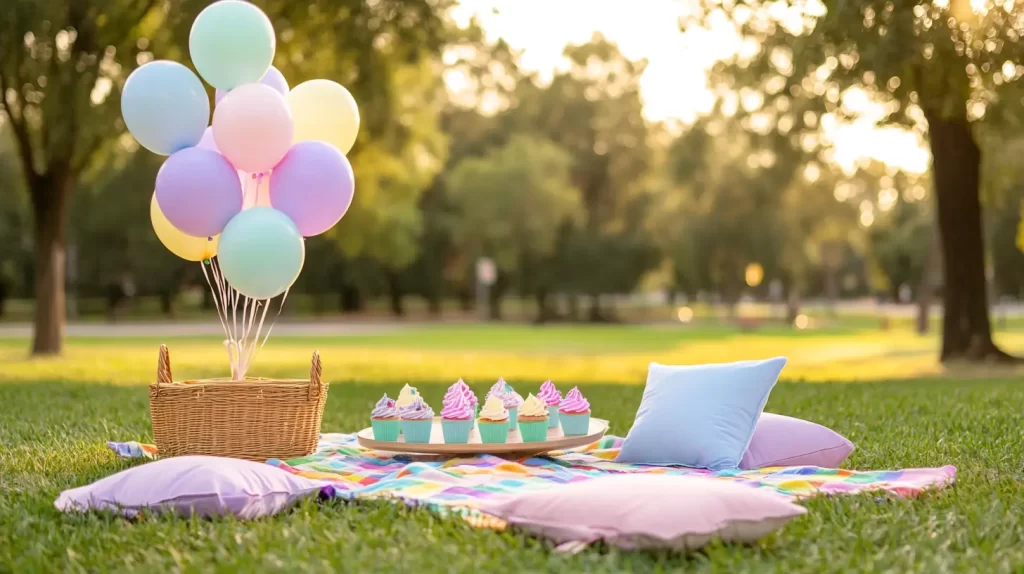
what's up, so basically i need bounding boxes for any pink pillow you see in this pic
[483,475,806,551]
[741,413,855,469]
[55,456,325,519]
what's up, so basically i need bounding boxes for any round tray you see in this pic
[356,417,608,456]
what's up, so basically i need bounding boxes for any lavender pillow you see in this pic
[55,456,325,519]
[483,475,806,551]
[741,413,855,469]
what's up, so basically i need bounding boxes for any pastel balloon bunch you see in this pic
[121,0,358,301]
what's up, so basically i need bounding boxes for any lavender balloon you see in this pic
[215,66,289,105]
[269,141,354,236]
[155,148,243,237]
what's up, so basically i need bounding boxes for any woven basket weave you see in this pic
[148,344,329,461]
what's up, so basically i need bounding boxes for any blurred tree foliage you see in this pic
[687,0,1024,361]
[447,134,581,320]
[7,0,1024,350]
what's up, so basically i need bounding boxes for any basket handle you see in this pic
[308,350,322,399]
[156,344,173,393]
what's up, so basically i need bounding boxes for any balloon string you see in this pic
[210,258,240,379]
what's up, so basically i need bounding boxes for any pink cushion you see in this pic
[483,474,806,550]
[741,413,855,469]
[55,456,325,519]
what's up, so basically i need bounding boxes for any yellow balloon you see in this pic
[287,79,360,154]
[150,193,219,261]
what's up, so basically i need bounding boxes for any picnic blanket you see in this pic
[107,434,957,530]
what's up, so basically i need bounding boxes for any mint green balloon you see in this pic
[189,1,275,91]
[218,208,305,299]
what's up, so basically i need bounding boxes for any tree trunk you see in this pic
[30,175,72,355]
[534,288,555,324]
[916,223,940,335]
[387,273,405,317]
[159,290,175,317]
[926,110,1014,361]
[427,293,442,317]
[487,276,506,320]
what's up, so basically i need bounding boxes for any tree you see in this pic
[507,34,660,319]
[0,1,168,353]
[446,134,582,319]
[692,0,1024,361]
[1,0,454,350]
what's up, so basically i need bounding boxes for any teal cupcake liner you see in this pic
[519,420,549,443]
[507,407,519,431]
[559,412,591,436]
[547,406,561,428]
[371,418,399,441]
[401,419,433,443]
[478,421,509,444]
[442,418,473,444]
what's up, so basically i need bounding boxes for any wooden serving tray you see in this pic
[356,417,609,456]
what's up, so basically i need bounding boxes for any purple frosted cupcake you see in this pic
[537,380,562,429]
[370,393,399,441]
[399,397,434,443]
[486,378,523,432]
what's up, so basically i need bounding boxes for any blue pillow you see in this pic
[617,357,787,470]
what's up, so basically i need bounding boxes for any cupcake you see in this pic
[445,379,479,418]
[559,386,591,436]
[486,378,524,432]
[395,384,419,436]
[370,394,400,441]
[441,391,474,444]
[477,396,510,444]
[399,397,434,443]
[517,393,550,442]
[537,380,562,429]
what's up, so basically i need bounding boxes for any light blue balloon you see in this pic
[217,208,305,299]
[189,1,276,91]
[121,61,209,155]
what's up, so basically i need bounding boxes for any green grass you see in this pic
[2,325,1024,572]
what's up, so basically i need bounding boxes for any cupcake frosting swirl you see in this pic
[371,394,398,418]
[537,380,562,407]
[440,392,473,420]
[518,393,548,418]
[395,384,419,408]
[559,386,590,414]
[487,378,524,409]
[504,390,524,409]
[478,396,509,422]
[444,379,478,407]
[399,397,433,420]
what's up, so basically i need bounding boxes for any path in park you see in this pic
[0,321,412,338]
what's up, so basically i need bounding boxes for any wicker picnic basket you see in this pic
[148,344,329,461]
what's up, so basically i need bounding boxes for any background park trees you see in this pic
[4,0,1024,362]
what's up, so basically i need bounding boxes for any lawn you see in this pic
[1,324,1023,572]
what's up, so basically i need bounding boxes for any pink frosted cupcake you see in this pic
[441,392,474,444]
[558,386,591,436]
[537,380,562,429]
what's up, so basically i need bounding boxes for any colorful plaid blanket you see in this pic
[107,433,956,530]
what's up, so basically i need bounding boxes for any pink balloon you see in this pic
[155,147,243,237]
[215,66,289,105]
[213,83,293,173]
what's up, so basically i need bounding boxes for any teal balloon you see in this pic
[189,1,275,91]
[121,61,209,155]
[217,208,305,299]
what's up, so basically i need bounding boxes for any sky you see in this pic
[449,0,930,176]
